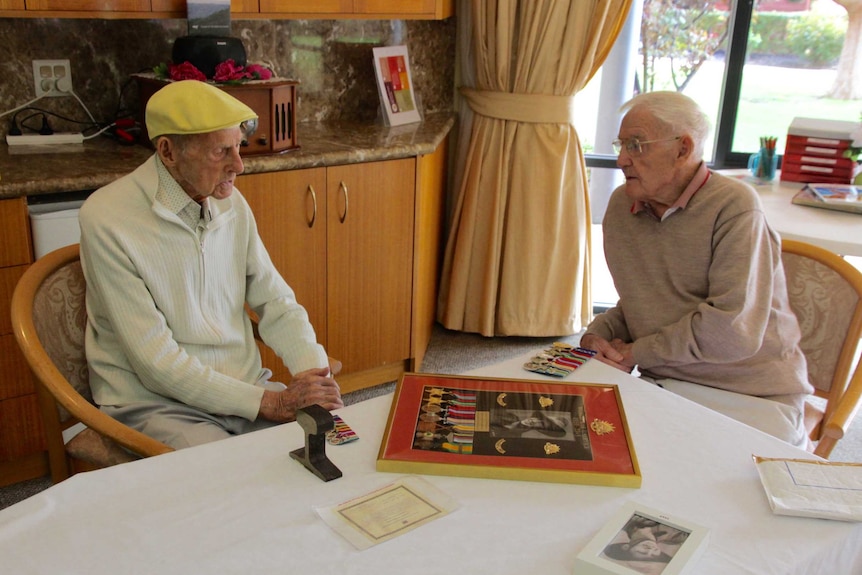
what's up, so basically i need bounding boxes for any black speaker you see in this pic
[172,35,247,78]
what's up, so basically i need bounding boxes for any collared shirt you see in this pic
[631,161,711,221]
[154,157,211,234]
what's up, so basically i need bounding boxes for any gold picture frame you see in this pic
[376,373,641,488]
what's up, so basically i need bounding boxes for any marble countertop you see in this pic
[0,112,455,199]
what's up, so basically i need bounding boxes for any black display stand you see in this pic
[290,405,343,482]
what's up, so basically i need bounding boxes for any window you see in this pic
[578,0,858,172]
[578,0,860,306]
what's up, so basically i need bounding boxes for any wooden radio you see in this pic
[134,74,299,156]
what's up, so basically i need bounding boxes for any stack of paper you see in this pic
[754,456,862,522]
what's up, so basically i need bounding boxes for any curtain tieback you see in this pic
[460,88,575,124]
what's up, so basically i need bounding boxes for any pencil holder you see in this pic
[748,148,777,182]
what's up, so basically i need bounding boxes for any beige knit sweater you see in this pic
[586,171,812,409]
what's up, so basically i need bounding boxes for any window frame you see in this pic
[585,0,754,170]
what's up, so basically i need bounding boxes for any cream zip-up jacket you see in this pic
[80,155,327,421]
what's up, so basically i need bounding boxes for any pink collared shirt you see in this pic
[631,162,711,221]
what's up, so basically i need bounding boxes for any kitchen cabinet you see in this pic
[255,0,453,18]
[22,0,150,11]
[240,167,328,385]
[355,0,452,18]
[0,0,451,18]
[325,159,415,377]
[239,157,418,393]
[0,0,185,16]
[0,197,47,488]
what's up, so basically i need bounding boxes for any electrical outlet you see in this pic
[32,59,72,98]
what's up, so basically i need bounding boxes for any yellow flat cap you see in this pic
[146,80,258,139]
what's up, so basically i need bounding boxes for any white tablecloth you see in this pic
[1,357,860,575]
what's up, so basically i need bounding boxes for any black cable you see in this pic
[13,107,101,129]
[38,115,53,135]
[17,112,50,134]
[112,75,140,121]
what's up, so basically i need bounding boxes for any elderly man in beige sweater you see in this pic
[581,91,812,448]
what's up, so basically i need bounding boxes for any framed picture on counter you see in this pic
[376,373,641,487]
[573,502,709,575]
[372,45,422,126]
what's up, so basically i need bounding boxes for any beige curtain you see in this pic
[438,0,632,336]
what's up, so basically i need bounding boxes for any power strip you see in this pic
[6,133,84,146]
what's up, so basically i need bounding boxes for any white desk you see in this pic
[720,169,862,257]
[1,358,860,575]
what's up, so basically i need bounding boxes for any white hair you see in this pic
[620,91,712,158]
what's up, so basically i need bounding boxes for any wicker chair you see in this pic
[781,239,862,458]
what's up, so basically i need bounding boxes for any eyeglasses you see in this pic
[612,136,681,155]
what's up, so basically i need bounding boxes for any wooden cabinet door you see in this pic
[355,0,447,17]
[0,198,32,268]
[150,0,185,11]
[238,169,328,379]
[230,0,259,13]
[24,0,149,10]
[326,158,415,373]
[258,0,352,14]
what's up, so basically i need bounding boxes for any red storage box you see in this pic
[781,117,858,184]
[782,155,854,177]
[784,136,850,157]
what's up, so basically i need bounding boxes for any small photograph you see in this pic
[489,408,572,440]
[600,513,690,574]
[372,45,422,126]
[187,0,231,35]
[574,502,709,575]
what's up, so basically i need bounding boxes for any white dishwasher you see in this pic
[28,192,90,259]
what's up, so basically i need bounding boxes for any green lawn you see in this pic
[684,60,860,155]
[576,59,862,159]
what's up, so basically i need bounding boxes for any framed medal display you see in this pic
[376,373,641,487]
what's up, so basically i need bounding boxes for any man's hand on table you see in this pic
[258,367,343,422]
[580,333,636,374]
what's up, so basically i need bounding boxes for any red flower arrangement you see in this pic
[154,59,273,84]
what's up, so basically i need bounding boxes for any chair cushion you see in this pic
[783,252,859,394]
[66,428,140,467]
[32,261,91,421]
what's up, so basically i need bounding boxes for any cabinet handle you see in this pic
[338,181,349,223]
[306,184,317,228]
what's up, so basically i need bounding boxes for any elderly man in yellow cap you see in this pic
[79,80,342,448]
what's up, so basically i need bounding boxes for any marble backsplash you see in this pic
[0,17,455,140]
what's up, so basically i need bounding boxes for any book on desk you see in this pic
[791,183,862,215]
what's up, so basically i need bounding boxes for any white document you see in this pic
[316,476,459,550]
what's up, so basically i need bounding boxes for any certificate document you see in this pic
[316,476,459,550]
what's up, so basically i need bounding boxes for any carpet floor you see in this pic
[2,323,859,510]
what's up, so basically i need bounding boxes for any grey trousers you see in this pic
[646,376,808,449]
[102,369,287,449]
[102,401,282,449]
